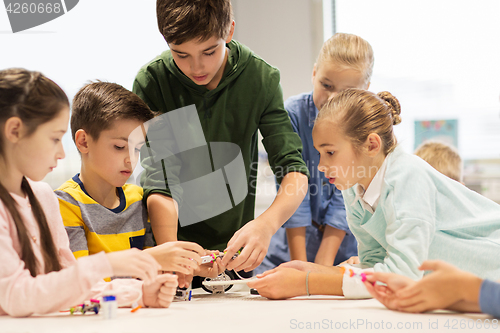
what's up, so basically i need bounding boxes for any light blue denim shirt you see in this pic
[255,92,357,274]
[480,280,500,318]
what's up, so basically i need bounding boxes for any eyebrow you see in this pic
[170,44,218,54]
[113,137,145,144]
[313,143,335,149]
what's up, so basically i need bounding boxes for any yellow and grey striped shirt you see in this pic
[55,174,153,259]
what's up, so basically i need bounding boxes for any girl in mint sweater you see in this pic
[249,89,500,300]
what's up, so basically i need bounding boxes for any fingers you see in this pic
[232,247,264,272]
[363,280,378,298]
[396,292,424,309]
[397,299,429,313]
[365,272,397,286]
[178,241,205,255]
[244,250,266,272]
[222,245,240,269]
[223,227,246,268]
[247,273,268,289]
[348,256,360,265]
[126,250,160,283]
[157,278,178,308]
[153,272,178,286]
[255,267,281,279]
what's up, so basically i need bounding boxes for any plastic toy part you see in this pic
[175,288,192,301]
[202,278,255,286]
[201,271,235,294]
[200,250,241,264]
[69,300,100,315]
[348,269,367,282]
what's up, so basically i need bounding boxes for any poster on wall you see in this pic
[414,119,458,149]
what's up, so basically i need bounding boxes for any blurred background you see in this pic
[1,0,500,213]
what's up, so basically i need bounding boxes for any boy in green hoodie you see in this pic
[133,0,309,286]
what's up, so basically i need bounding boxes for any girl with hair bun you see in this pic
[249,88,500,300]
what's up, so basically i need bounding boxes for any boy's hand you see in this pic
[363,271,415,311]
[222,216,274,272]
[143,273,178,308]
[394,260,482,313]
[195,251,225,278]
[144,241,204,274]
[247,267,307,300]
[107,248,160,283]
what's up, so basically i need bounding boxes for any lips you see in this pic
[328,177,336,184]
[193,75,208,82]
[121,170,132,176]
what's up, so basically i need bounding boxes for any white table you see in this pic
[0,285,495,333]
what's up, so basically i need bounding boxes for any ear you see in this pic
[225,20,235,43]
[312,63,317,84]
[4,117,23,143]
[74,129,90,154]
[364,133,382,157]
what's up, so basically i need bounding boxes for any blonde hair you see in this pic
[317,33,374,84]
[316,89,401,155]
[414,141,463,182]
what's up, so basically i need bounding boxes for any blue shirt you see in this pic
[344,145,500,281]
[480,280,500,318]
[255,92,357,274]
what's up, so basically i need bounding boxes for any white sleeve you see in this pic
[340,264,373,299]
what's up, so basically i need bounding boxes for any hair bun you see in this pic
[377,91,401,125]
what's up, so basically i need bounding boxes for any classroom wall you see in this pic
[232,0,324,100]
[231,0,327,215]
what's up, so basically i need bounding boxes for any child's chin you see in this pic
[334,183,352,191]
[29,173,47,182]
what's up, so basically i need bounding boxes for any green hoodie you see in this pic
[133,40,309,250]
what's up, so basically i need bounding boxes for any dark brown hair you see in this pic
[316,89,402,155]
[71,82,156,142]
[0,68,68,276]
[157,0,233,45]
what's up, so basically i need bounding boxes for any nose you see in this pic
[57,143,65,160]
[327,91,338,102]
[191,56,204,73]
[125,153,132,165]
[317,156,327,173]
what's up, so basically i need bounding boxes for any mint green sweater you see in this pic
[343,146,500,280]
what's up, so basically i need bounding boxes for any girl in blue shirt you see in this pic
[256,33,373,274]
[249,89,500,299]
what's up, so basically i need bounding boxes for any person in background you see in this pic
[414,140,462,183]
[256,33,372,274]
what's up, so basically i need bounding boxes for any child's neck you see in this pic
[358,153,386,190]
[79,169,120,210]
